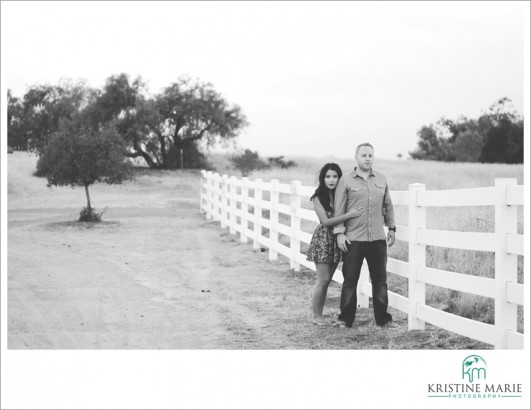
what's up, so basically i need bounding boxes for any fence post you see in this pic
[494,178,518,349]
[212,173,220,222]
[253,178,263,251]
[208,173,213,218]
[200,171,206,214]
[229,176,238,235]
[408,182,426,330]
[209,172,214,219]
[221,174,229,229]
[240,177,249,243]
[269,179,279,261]
[204,171,213,220]
[290,180,302,271]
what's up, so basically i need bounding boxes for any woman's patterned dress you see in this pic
[306,209,341,263]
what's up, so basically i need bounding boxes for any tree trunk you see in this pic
[84,184,92,210]
[127,149,157,168]
[158,132,168,167]
[173,134,184,169]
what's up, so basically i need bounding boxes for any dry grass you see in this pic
[211,231,491,350]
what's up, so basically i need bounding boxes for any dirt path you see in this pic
[7,152,489,349]
[9,201,345,349]
[9,196,284,348]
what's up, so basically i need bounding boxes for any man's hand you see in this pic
[337,233,351,252]
[387,230,395,247]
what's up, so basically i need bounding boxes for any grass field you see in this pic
[8,151,523,349]
[207,152,525,333]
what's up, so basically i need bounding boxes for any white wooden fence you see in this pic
[199,171,525,349]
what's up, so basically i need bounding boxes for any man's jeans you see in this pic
[338,240,392,327]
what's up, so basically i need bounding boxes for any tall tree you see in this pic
[7,89,26,150]
[116,97,162,168]
[504,120,524,164]
[480,117,523,164]
[20,80,93,152]
[451,130,483,162]
[436,116,478,143]
[155,76,248,169]
[110,75,245,169]
[83,73,145,130]
[410,97,523,164]
[13,74,248,171]
[409,125,439,160]
[478,98,523,164]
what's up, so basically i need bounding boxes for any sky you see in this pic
[2,1,527,160]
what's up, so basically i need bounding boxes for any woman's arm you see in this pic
[313,197,362,227]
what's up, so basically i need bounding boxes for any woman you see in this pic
[306,163,362,325]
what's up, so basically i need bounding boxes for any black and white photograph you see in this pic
[1,1,529,409]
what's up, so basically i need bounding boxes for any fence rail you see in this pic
[200,171,524,349]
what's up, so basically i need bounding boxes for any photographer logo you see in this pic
[426,354,522,400]
[462,355,486,382]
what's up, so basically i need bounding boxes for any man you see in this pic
[332,142,399,329]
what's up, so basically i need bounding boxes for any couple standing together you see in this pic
[306,142,399,329]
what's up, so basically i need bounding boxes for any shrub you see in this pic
[78,206,105,222]
[268,156,297,169]
[229,149,269,177]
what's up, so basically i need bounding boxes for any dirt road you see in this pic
[7,152,333,349]
[7,152,489,349]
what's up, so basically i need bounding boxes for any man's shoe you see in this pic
[379,321,400,329]
[332,320,349,328]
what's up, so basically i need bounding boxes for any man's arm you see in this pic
[383,182,396,247]
[383,183,395,228]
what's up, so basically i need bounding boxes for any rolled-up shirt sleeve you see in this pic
[383,184,395,228]
[333,176,348,234]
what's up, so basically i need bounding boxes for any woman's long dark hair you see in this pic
[310,163,342,213]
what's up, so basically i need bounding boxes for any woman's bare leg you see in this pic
[312,262,338,321]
